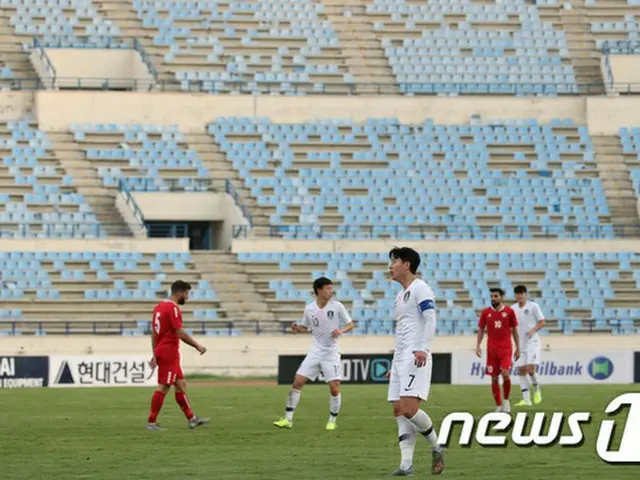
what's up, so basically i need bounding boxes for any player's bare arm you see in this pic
[529,317,545,338]
[176,328,206,354]
[475,327,484,357]
[512,327,520,360]
[332,320,355,337]
[291,322,308,333]
[149,320,158,368]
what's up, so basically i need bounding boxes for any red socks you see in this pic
[175,391,194,420]
[503,377,511,401]
[148,391,166,424]
[491,381,502,406]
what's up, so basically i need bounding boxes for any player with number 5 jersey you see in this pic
[273,277,355,431]
[146,280,209,431]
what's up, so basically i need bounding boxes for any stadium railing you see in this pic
[0,320,256,335]
[0,222,134,238]
[31,38,56,87]
[232,224,640,239]
[117,178,148,235]
[0,319,635,336]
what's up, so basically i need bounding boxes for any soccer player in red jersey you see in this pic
[475,288,520,413]
[146,280,209,430]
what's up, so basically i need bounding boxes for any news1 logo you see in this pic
[437,392,640,464]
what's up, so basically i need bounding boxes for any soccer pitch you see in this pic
[1,384,638,479]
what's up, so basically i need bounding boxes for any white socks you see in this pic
[329,394,341,423]
[530,373,540,391]
[409,410,440,450]
[519,375,531,403]
[396,416,417,470]
[285,388,301,421]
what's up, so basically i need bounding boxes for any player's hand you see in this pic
[196,344,207,355]
[384,370,391,381]
[331,328,342,338]
[291,323,299,332]
[414,351,427,368]
[527,329,536,338]
[514,348,520,361]
[149,357,157,369]
[475,346,482,358]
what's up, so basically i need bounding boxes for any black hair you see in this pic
[313,277,332,295]
[171,280,192,295]
[389,246,420,274]
[490,287,506,296]
[514,285,528,295]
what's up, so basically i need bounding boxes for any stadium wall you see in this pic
[31,91,640,136]
[34,91,585,130]
[1,335,637,377]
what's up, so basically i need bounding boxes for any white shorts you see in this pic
[387,353,432,403]
[516,341,542,367]
[296,351,341,383]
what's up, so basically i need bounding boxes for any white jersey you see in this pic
[393,278,436,358]
[300,299,353,355]
[511,301,545,347]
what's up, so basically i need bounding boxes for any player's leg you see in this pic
[321,356,342,430]
[528,343,542,403]
[274,364,311,429]
[514,349,531,406]
[174,375,210,429]
[147,356,172,430]
[397,359,444,475]
[387,361,418,477]
[326,380,341,430]
[500,355,513,413]
[487,354,502,410]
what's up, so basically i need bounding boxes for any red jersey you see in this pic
[152,299,183,357]
[478,306,518,352]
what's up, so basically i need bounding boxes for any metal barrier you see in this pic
[232,224,640,239]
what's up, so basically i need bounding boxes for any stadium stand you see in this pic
[0,120,103,238]
[238,250,640,335]
[0,0,638,341]
[132,0,351,94]
[619,127,640,201]
[70,123,210,191]
[2,0,120,47]
[0,250,242,335]
[210,117,614,239]
[367,0,577,95]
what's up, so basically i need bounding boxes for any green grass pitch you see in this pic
[1,384,638,479]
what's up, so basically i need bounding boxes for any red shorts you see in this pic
[156,353,183,385]
[486,349,512,376]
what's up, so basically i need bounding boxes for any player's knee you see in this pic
[392,402,403,417]
[292,377,306,390]
[174,380,187,393]
[500,370,510,379]
[329,382,340,396]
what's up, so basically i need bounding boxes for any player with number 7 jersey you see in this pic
[146,280,210,431]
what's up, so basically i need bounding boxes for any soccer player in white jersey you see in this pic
[273,277,355,431]
[512,285,545,406]
[386,247,445,477]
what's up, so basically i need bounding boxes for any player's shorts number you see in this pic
[334,364,340,376]
[153,312,161,334]
[406,374,416,389]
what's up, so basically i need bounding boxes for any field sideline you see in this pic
[1,384,638,479]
